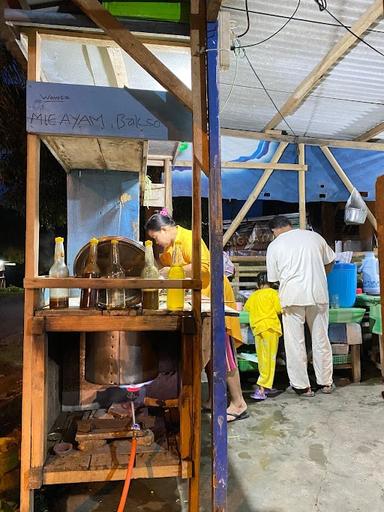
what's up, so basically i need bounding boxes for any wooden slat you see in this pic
[221,127,384,152]
[222,142,288,246]
[298,143,306,229]
[376,176,384,382]
[164,158,173,216]
[41,315,182,332]
[264,0,384,131]
[31,334,48,476]
[20,30,41,512]
[355,121,384,142]
[72,0,193,111]
[106,46,129,87]
[207,0,222,21]
[176,160,307,171]
[43,463,191,484]
[320,146,377,230]
[24,277,200,289]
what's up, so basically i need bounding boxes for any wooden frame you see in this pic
[20,3,210,505]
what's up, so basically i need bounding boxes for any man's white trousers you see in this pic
[282,304,333,389]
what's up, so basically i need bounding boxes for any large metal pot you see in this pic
[85,331,159,386]
[73,236,145,306]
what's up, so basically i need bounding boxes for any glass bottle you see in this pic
[141,240,160,310]
[49,236,69,309]
[80,238,101,309]
[106,239,126,310]
[167,240,185,311]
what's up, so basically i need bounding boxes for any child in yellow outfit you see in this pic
[244,273,282,401]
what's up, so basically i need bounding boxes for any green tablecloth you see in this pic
[369,304,382,335]
[355,293,381,307]
[239,308,365,325]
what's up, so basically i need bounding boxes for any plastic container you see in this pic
[359,252,380,295]
[327,262,357,308]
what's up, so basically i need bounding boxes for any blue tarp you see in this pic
[173,138,384,202]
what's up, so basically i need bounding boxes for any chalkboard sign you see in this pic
[26,81,192,141]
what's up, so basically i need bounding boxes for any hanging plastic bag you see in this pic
[344,188,367,225]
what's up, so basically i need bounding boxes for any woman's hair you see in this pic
[144,210,176,232]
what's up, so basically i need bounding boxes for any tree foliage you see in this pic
[0,44,67,228]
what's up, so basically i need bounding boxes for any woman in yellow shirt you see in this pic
[244,272,282,401]
[145,211,248,422]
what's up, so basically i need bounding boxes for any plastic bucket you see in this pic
[327,262,357,308]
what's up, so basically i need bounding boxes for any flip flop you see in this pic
[250,389,267,401]
[320,383,335,394]
[227,410,249,423]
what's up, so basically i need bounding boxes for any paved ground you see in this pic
[44,377,384,512]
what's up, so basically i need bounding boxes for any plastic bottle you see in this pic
[167,240,185,311]
[80,238,101,309]
[106,240,126,309]
[359,252,380,295]
[49,237,69,309]
[141,240,160,310]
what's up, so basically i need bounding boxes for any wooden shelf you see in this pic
[30,313,187,332]
[42,463,190,485]
[24,277,201,290]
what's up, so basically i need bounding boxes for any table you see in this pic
[239,307,364,381]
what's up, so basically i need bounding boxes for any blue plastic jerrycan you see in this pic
[327,262,357,308]
[359,252,380,295]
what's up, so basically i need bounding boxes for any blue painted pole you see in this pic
[207,21,227,511]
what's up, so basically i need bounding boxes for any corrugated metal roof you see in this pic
[220,0,384,139]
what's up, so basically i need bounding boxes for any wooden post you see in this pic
[222,142,288,246]
[20,30,41,512]
[164,158,173,216]
[321,146,377,230]
[207,21,227,511]
[189,0,207,509]
[376,176,384,382]
[298,143,306,229]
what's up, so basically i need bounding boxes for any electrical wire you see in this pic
[314,0,384,59]
[239,0,301,49]
[243,49,296,136]
[237,0,250,39]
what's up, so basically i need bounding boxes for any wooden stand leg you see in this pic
[180,333,193,464]
[378,334,384,379]
[20,328,35,512]
[351,345,361,383]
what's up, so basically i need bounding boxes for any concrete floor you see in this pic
[46,378,384,512]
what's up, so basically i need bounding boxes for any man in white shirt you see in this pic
[266,216,335,396]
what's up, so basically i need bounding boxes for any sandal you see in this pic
[227,410,249,423]
[286,385,314,397]
[320,383,335,394]
[250,389,267,401]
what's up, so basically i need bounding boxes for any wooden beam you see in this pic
[376,177,384,364]
[320,146,377,231]
[71,0,193,111]
[24,277,201,290]
[264,0,384,131]
[207,0,222,21]
[164,158,173,216]
[176,160,307,171]
[221,127,384,152]
[355,122,384,142]
[298,143,306,229]
[222,142,288,246]
[106,47,129,87]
